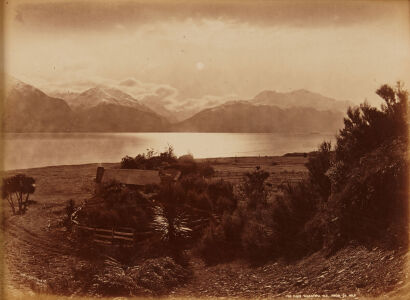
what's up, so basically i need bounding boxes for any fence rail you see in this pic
[74,224,153,246]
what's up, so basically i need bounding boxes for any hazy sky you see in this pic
[4,0,410,107]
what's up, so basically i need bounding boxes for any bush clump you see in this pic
[121,146,177,170]
[77,180,154,230]
[197,167,273,264]
[271,82,408,258]
[127,257,192,295]
[197,213,243,265]
[196,82,408,265]
[2,173,36,215]
[120,147,215,178]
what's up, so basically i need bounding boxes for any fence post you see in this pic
[112,228,114,245]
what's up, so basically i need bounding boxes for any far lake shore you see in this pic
[3,132,334,170]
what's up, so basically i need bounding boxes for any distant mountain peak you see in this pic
[5,77,49,99]
[253,88,351,112]
[4,77,169,132]
[4,78,74,132]
[66,85,149,112]
[80,86,109,98]
[172,100,344,133]
[254,90,279,98]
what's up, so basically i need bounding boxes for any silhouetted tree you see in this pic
[240,166,270,209]
[2,174,35,215]
[305,141,332,201]
[328,81,408,245]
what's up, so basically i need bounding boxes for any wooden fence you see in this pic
[71,199,215,248]
[74,224,153,247]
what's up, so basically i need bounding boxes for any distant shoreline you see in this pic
[3,154,309,173]
[4,132,328,171]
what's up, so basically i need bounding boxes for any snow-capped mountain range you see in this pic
[4,77,350,133]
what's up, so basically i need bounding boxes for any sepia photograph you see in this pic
[2,0,410,299]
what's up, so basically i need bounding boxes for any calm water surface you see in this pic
[3,132,335,170]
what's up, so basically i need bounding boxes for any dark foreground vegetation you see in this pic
[120,145,215,177]
[2,174,36,215]
[3,83,408,298]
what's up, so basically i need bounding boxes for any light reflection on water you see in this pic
[3,132,335,170]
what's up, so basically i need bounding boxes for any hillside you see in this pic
[4,80,170,132]
[66,86,153,113]
[74,102,169,132]
[173,101,344,133]
[4,159,407,298]
[4,78,74,132]
[253,89,352,112]
[69,86,170,132]
[4,79,349,134]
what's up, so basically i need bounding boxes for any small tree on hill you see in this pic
[240,166,270,209]
[2,174,36,215]
[305,141,332,201]
[328,82,408,245]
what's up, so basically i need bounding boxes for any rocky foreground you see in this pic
[174,245,408,298]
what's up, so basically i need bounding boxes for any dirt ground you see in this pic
[2,157,409,299]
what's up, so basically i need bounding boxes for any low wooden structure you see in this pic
[96,167,161,186]
[95,166,181,189]
[71,166,185,248]
[73,224,153,247]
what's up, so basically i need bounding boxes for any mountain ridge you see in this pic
[252,89,352,112]
[4,78,74,132]
[4,78,347,133]
[4,79,169,132]
[172,101,344,133]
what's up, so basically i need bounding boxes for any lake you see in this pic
[3,132,335,170]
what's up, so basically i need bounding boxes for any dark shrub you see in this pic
[120,146,177,170]
[221,210,244,245]
[2,174,36,215]
[79,180,154,229]
[91,262,145,297]
[328,82,408,247]
[329,138,408,247]
[305,141,332,201]
[241,221,272,263]
[98,180,127,207]
[197,222,236,265]
[270,147,330,259]
[174,160,198,176]
[121,155,138,169]
[178,154,194,162]
[186,190,212,212]
[273,82,410,254]
[240,166,270,209]
[180,175,208,193]
[198,162,215,177]
[127,257,192,295]
[208,179,237,214]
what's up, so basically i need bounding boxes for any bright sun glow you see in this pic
[196,62,205,70]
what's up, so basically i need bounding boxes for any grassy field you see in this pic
[3,156,409,299]
[2,157,305,295]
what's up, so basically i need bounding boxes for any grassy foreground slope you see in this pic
[3,157,409,298]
